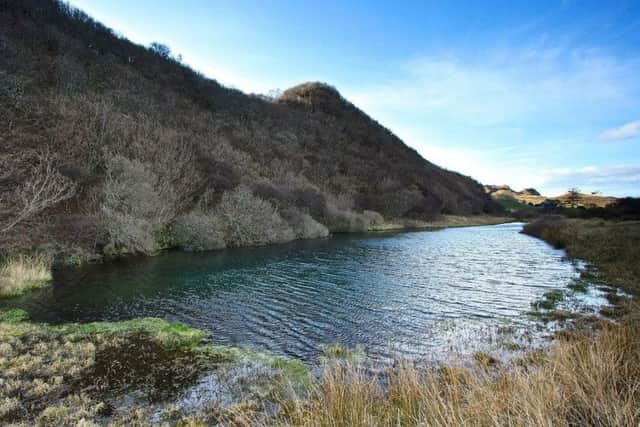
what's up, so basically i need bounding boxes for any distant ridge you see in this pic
[484,185,616,208]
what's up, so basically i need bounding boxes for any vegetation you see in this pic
[0,310,310,425]
[0,0,498,264]
[274,218,640,426]
[3,1,638,425]
[281,319,639,426]
[485,185,619,210]
[532,289,565,310]
[0,254,52,298]
[493,196,530,212]
[523,218,640,295]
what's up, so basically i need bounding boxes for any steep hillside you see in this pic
[0,0,496,261]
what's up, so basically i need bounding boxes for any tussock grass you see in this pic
[281,318,640,426]
[0,254,52,298]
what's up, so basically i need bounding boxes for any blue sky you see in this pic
[69,0,640,196]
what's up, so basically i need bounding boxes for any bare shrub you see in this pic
[363,210,384,226]
[281,207,329,239]
[100,154,176,255]
[322,206,368,233]
[0,150,77,233]
[172,211,225,252]
[322,195,370,233]
[216,186,294,247]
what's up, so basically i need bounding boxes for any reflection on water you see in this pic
[2,223,582,362]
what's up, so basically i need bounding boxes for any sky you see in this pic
[69,0,640,197]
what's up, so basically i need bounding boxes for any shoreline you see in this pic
[3,216,634,425]
[1,214,515,300]
[368,214,515,233]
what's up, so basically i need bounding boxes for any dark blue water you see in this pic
[2,223,578,362]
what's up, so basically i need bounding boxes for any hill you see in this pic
[484,185,616,210]
[0,0,496,262]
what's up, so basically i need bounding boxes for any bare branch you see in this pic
[0,150,77,233]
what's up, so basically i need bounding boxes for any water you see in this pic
[2,223,584,363]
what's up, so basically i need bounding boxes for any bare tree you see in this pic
[0,150,77,233]
[149,42,172,59]
[566,187,581,208]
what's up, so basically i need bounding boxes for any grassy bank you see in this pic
[523,218,640,295]
[370,214,513,232]
[0,310,309,425]
[0,255,52,298]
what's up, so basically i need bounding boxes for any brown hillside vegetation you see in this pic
[0,0,497,262]
[485,185,617,208]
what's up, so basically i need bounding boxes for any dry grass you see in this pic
[281,317,640,426]
[370,215,513,232]
[278,218,640,427]
[0,254,52,298]
[510,193,617,208]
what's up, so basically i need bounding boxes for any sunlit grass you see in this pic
[0,254,52,298]
[280,316,640,426]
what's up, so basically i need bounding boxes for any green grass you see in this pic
[567,279,589,293]
[494,196,529,211]
[59,317,206,350]
[0,308,30,323]
[532,289,565,310]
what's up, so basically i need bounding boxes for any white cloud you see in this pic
[601,120,640,140]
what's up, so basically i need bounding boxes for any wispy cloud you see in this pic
[342,44,640,196]
[348,46,640,127]
[601,120,640,140]
[540,165,640,196]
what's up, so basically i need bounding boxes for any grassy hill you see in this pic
[485,185,616,210]
[0,0,497,262]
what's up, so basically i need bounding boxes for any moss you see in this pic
[0,308,30,324]
[567,279,588,293]
[58,317,205,350]
[237,347,311,391]
[532,289,565,310]
[154,227,178,250]
[0,311,311,424]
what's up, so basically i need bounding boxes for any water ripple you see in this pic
[4,223,579,363]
